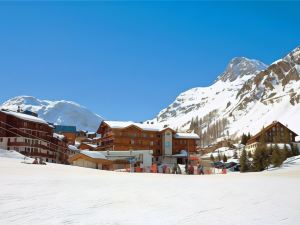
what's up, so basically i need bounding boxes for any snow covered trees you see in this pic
[188,113,229,147]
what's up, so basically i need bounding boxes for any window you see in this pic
[0,138,2,142]
[165,141,171,147]
[14,138,17,142]
[150,141,154,146]
[130,139,135,145]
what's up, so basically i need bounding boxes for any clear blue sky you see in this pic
[0,1,299,121]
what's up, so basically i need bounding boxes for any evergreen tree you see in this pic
[252,133,270,172]
[283,144,292,159]
[247,132,251,142]
[241,133,247,145]
[271,147,282,167]
[223,154,228,162]
[210,154,215,162]
[233,150,238,159]
[292,144,299,156]
[247,151,252,158]
[218,153,221,162]
[239,149,249,172]
[253,147,270,171]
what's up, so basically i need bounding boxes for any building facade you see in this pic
[0,109,69,164]
[245,121,298,153]
[96,121,200,164]
[54,125,77,145]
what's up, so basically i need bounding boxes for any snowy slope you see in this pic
[0,149,32,161]
[149,46,300,145]
[0,96,103,131]
[0,153,300,225]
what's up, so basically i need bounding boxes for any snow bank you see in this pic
[0,149,33,163]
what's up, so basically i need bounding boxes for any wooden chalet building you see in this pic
[0,109,70,164]
[54,125,77,145]
[245,121,298,153]
[96,121,200,164]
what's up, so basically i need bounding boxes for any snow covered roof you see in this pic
[82,143,97,148]
[172,150,188,157]
[68,145,80,152]
[53,133,65,140]
[103,121,167,132]
[1,110,48,125]
[174,133,200,139]
[80,150,107,159]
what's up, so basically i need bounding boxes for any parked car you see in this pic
[229,164,240,172]
[213,161,224,169]
[224,162,237,169]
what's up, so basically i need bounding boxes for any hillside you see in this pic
[149,46,300,146]
[0,96,103,131]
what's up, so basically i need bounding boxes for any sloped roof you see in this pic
[174,132,200,139]
[80,150,107,159]
[247,121,298,144]
[103,120,167,132]
[1,110,48,125]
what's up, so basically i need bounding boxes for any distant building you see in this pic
[68,151,112,170]
[245,121,298,153]
[77,142,97,151]
[0,109,70,164]
[96,121,200,164]
[54,125,77,145]
[69,149,153,171]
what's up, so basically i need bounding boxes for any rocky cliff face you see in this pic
[149,46,300,146]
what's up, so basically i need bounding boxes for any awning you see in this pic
[172,150,188,158]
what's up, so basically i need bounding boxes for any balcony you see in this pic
[7,142,51,149]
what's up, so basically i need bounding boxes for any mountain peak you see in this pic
[283,46,300,64]
[1,96,103,131]
[217,57,267,82]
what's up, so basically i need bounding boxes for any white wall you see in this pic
[163,130,173,156]
[73,158,97,169]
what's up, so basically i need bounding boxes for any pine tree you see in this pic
[239,149,249,172]
[223,154,227,162]
[271,147,282,167]
[210,154,215,162]
[247,132,251,142]
[292,144,299,156]
[218,153,221,162]
[252,134,270,172]
[283,144,292,159]
[233,150,238,159]
[241,133,247,145]
[247,151,252,158]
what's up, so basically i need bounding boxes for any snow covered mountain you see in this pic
[148,46,300,146]
[0,96,103,132]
